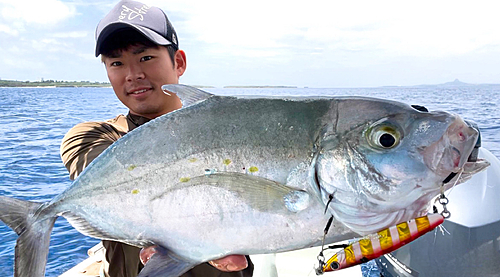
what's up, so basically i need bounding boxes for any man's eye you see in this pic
[110,61,122,67]
[141,56,153,62]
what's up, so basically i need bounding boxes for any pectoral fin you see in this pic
[189,172,312,213]
[138,246,197,277]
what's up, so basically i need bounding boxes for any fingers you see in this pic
[139,246,159,265]
[140,246,248,273]
[208,255,248,272]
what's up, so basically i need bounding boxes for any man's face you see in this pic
[103,44,185,119]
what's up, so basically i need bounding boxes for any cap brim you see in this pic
[95,22,172,57]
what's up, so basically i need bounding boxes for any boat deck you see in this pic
[59,243,361,277]
[59,243,105,277]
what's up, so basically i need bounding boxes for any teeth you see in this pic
[131,89,148,94]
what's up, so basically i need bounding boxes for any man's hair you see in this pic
[100,28,176,66]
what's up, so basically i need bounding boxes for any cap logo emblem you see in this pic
[118,4,150,22]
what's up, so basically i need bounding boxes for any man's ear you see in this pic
[174,50,187,77]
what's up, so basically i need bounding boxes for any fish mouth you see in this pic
[421,116,481,178]
[425,117,490,187]
[442,158,490,187]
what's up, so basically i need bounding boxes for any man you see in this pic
[60,1,253,276]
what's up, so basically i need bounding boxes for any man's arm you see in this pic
[60,120,126,180]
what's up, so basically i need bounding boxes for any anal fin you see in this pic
[138,246,197,277]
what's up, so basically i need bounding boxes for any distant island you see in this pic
[382,79,500,88]
[415,79,476,87]
[0,79,110,87]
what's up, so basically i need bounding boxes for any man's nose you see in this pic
[126,64,145,81]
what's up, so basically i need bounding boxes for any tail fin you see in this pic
[0,196,56,277]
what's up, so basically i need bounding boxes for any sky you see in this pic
[0,0,499,88]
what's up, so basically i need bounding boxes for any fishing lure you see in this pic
[320,213,444,273]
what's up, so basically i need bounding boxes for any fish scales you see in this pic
[57,97,332,197]
[40,95,354,261]
[0,84,489,277]
[47,97,348,252]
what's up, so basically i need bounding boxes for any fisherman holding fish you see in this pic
[60,1,253,276]
[0,0,491,276]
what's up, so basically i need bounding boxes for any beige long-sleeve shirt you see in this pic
[61,113,148,180]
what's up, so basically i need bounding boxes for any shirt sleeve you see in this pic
[60,121,127,180]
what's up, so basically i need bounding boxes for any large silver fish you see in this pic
[0,85,489,277]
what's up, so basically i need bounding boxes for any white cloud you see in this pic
[0,51,46,72]
[1,0,499,86]
[0,23,18,35]
[0,0,76,25]
[145,0,500,60]
[52,31,89,38]
[31,38,72,52]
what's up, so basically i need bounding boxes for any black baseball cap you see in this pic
[95,0,178,57]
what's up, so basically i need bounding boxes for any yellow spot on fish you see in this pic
[223,159,232,166]
[180,177,191,183]
[188,158,198,163]
[249,166,259,173]
[131,189,140,194]
[127,165,137,171]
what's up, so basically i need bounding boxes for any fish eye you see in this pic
[366,123,402,150]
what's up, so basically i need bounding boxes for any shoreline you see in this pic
[0,79,111,88]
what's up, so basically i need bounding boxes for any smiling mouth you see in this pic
[129,88,150,95]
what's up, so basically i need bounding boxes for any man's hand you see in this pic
[208,254,248,272]
[139,245,158,265]
[140,246,248,272]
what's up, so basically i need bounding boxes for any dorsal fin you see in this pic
[162,84,213,108]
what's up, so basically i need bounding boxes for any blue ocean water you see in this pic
[0,86,499,276]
